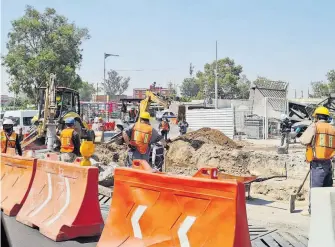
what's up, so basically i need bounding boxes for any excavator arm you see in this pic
[138,91,170,122]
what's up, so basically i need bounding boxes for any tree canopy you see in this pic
[78,81,96,101]
[310,70,335,98]
[102,69,130,99]
[180,57,250,100]
[2,5,90,100]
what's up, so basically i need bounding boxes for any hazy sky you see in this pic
[1,0,335,97]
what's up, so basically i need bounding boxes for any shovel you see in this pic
[289,170,310,213]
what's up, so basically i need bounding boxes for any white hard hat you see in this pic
[280,114,287,120]
[94,117,99,123]
[3,119,14,125]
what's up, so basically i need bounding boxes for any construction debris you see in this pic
[94,142,128,166]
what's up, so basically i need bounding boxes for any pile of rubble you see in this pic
[165,128,249,176]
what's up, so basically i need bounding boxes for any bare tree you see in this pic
[102,69,130,99]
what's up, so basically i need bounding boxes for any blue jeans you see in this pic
[309,160,333,213]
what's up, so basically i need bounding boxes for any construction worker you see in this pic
[178,119,189,135]
[280,114,292,148]
[300,106,335,215]
[121,102,127,122]
[1,119,22,155]
[122,111,165,167]
[60,118,81,162]
[18,126,24,143]
[92,117,100,131]
[159,117,170,140]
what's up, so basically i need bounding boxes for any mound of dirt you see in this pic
[166,128,249,176]
[95,142,128,166]
[174,127,240,150]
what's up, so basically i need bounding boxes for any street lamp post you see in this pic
[215,41,218,109]
[96,52,119,102]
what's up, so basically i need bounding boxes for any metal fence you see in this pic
[186,108,234,139]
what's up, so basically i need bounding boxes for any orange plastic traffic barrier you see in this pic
[45,152,59,161]
[193,167,257,183]
[132,159,154,171]
[0,154,37,216]
[23,150,35,158]
[5,147,16,155]
[16,159,104,241]
[98,168,251,247]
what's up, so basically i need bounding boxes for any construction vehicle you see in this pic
[21,74,96,149]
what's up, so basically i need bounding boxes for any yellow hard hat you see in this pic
[56,96,61,102]
[140,112,150,120]
[31,115,38,124]
[313,106,330,117]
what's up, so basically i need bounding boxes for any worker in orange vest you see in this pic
[159,117,170,140]
[1,119,22,155]
[60,118,81,162]
[122,111,165,167]
[300,106,335,216]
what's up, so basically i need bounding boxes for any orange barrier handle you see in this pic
[193,167,219,179]
[132,159,154,172]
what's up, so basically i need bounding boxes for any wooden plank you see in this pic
[262,235,281,247]
[271,232,294,247]
[279,231,306,247]
[251,238,267,247]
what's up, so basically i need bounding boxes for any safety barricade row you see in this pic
[0,153,36,216]
[98,166,251,247]
[0,152,104,242]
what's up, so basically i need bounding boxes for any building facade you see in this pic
[133,85,172,99]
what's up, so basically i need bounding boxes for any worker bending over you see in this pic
[122,112,165,167]
[60,118,81,162]
[300,106,335,215]
[159,117,170,140]
[1,119,22,155]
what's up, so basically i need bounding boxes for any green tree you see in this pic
[236,74,251,99]
[102,69,130,99]
[310,70,335,97]
[195,57,243,99]
[2,5,90,100]
[78,81,96,101]
[311,81,330,98]
[180,78,200,98]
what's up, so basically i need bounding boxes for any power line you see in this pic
[114,68,178,72]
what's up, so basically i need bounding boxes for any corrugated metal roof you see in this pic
[267,98,287,112]
[253,80,288,90]
[258,89,286,98]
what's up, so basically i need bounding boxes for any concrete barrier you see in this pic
[308,187,335,247]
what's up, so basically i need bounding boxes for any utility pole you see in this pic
[101,52,119,101]
[215,41,218,109]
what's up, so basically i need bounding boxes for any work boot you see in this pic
[301,209,310,216]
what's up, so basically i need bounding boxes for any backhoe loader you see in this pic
[21,74,96,149]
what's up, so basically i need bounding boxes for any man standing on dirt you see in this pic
[59,118,81,162]
[122,111,165,167]
[300,106,335,216]
[280,114,291,148]
[159,117,170,140]
[121,102,127,122]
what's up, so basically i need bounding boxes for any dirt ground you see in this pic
[95,127,311,202]
[165,128,310,202]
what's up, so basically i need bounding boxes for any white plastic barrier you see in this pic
[308,187,335,247]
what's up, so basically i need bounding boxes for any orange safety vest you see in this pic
[60,128,75,153]
[130,122,153,154]
[306,122,335,162]
[161,121,169,131]
[1,131,17,153]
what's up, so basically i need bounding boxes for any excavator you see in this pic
[21,74,96,150]
[106,90,171,144]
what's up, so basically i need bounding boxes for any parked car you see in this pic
[155,110,176,121]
